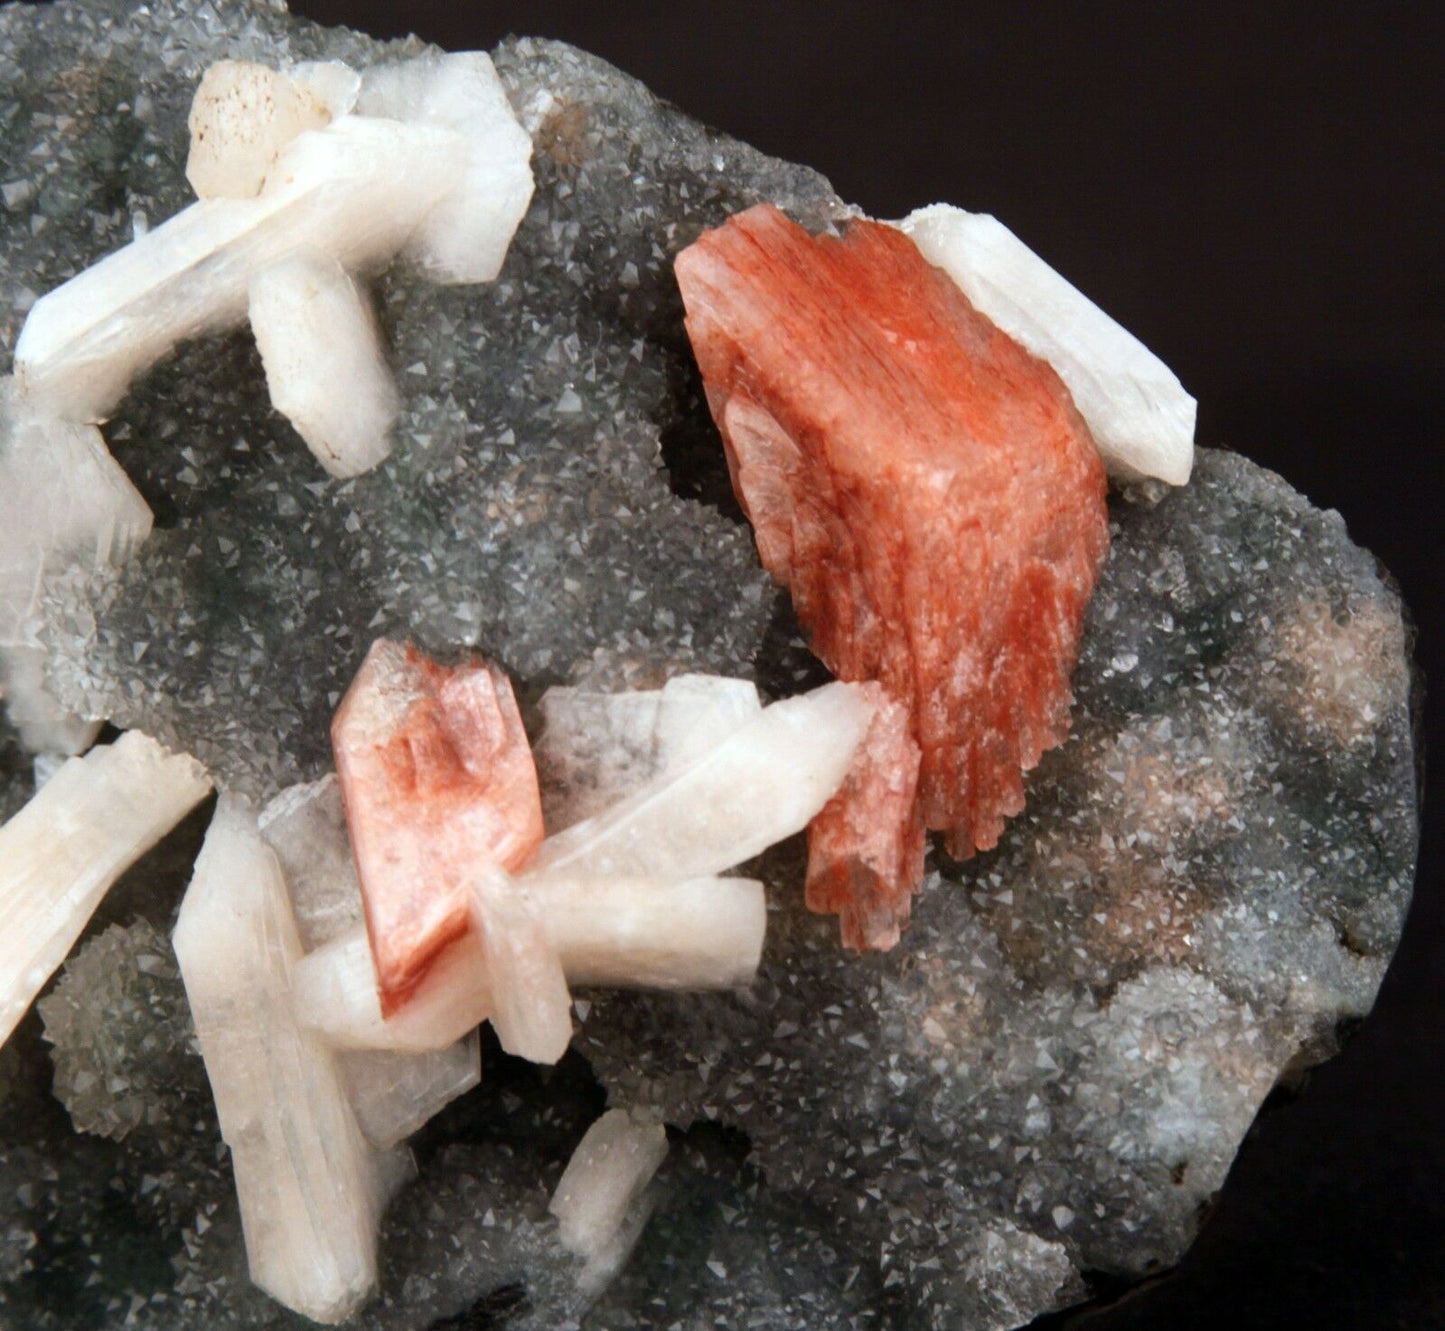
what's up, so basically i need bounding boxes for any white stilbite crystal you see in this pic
[0,404,153,752]
[185,60,334,200]
[14,115,470,422]
[173,797,384,1325]
[549,1108,669,1294]
[249,252,398,477]
[289,61,362,120]
[548,875,766,990]
[0,731,211,1048]
[260,776,481,1142]
[292,923,494,1054]
[258,774,361,950]
[526,680,876,882]
[357,52,536,284]
[292,874,766,1054]
[900,204,1196,485]
[471,869,573,1064]
[343,1033,481,1149]
[537,674,763,830]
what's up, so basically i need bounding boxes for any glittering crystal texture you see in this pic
[0,3,1418,1330]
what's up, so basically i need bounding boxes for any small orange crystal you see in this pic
[332,639,544,1012]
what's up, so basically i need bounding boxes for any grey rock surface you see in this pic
[0,1,1418,1329]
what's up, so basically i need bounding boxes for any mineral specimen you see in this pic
[901,204,1197,486]
[331,639,544,1012]
[173,795,389,1325]
[0,401,153,753]
[249,251,399,477]
[0,2,1419,1328]
[185,59,336,200]
[0,730,210,1048]
[805,681,925,949]
[577,449,1418,1329]
[550,1107,669,1294]
[676,204,1111,878]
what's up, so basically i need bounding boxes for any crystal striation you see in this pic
[676,203,1112,875]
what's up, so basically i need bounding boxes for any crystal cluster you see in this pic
[37,919,192,1141]
[0,2,1419,1329]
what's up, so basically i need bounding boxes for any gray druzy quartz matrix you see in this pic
[0,1,1419,1330]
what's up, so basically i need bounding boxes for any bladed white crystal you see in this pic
[343,1034,481,1149]
[525,680,876,882]
[549,1108,668,1294]
[14,115,469,422]
[258,773,361,950]
[260,776,482,1142]
[0,731,211,1048]
[900,204,1196,485]
[0,402,153,752]
[537,673,763,830]
[292,875,766,1053]
[249,252,398,477]
[185,60,333,200]
[471,869,572,1065]
[173,797,385,1325]
[356,52,536,284]
[548,875,766,990]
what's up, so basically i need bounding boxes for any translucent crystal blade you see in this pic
[0,730,210,1048]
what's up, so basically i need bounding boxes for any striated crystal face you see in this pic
[676,204,1112,865]
[0,2,1419,1330]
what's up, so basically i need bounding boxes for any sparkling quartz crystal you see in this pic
[0,730,210,1048]
[332,639,544,1013]
[676,203,1111,870]
[37,919,191,1140]
[248,250,399,477]
[550,1107,668,1294]
[901,204,1196,485]
[172,795,385,1325]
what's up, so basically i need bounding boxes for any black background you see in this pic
[295,3,1444,1327]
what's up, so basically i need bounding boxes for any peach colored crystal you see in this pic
[332,639,544,1013]
[806,683,924,949]
[676,205,1109,936]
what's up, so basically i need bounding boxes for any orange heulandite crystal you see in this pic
[332,639,544,1013]
[676,204,1110,943]
[805,683,925,950]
